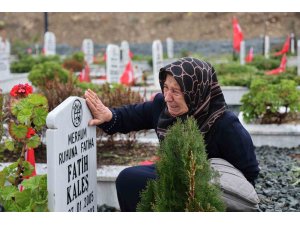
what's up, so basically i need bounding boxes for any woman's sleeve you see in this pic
[98,94,163,134]
[218,117,260,184]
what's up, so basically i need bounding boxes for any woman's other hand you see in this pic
[84,89,113,126]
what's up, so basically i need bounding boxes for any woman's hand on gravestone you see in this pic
[84,89,113,126]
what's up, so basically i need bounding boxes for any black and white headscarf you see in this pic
[157,57,227,141]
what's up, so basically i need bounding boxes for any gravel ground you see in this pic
[255,146,300,212]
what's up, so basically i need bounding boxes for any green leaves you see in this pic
[137,118,225,212]
[9,123,27,140]
[27,135,40,148]
[241,78,300,124]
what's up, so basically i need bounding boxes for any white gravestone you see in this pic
[82,39,94,65]
[44,31,56,56]
[106,44,120,83]
[264,35,270,59]
[240,41,245,65]
[152,40,164,88]
[290,33,295,54]
[166,37,174,59]
[46,97,97,212]
[120,40,130,65]
[0,37,10,79]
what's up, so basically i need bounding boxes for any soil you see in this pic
[1,12,300,47]
[1,141,158,167]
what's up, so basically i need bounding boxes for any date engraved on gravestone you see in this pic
[71,100,82,127]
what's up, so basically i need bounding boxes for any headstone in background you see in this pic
[240,41,245,65]
[82,39,94,65]
[290,33,295,54]
[46,97,97,212]
[264,35,270,59]
[297,40,300,76]
[120,40,130,65]
[44,31,56,56]
[166,37,174,59]
[152,40,163,88]
[0,37,10,79]
[106,44,120,83]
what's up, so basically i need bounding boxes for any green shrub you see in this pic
[137,117,225,212]
[249,55,280,70]
[214,62,257,75]
[240,78,300,124]
[10,55,36,73]
[214,62,258,87]
[10,55,61,73]
[28,61,70,88]
[62,52,85,72]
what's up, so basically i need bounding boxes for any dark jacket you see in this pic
[99,93,260,184]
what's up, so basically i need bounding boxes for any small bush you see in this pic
[28,61,70,88]
[240,78,300,124]
[249,55,281,70]
[137,117,225,212]
[62,52,85,72]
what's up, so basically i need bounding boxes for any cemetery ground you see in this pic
[1,138,300,212]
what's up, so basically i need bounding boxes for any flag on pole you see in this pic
[265,54,287,75]
[120,60,134,86]
[232,17,244,52]
[245,47,254,63]
[274,35,290,56]
[79,63,91,82]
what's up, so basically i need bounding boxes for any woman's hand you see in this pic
[84,89,113,126]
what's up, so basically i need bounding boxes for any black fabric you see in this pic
[157,57,227,140]
[116,165,157,212]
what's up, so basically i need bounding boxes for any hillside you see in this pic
[0,12,299,47]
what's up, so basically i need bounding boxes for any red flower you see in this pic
[26,127,36,139]
[10,83,33,98]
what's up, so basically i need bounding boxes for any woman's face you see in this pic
[163,74,188,117]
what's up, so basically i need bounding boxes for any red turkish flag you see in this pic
[26,148,37,177]
[120,61,134,86]
[79,64,91,82]
[265,54,287,75]
[245,47,254,63]
[232,17,244,52]
[274,36,290,56]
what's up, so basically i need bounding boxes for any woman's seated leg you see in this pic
[116,165,156,212]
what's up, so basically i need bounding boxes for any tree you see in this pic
[137,117,225,212]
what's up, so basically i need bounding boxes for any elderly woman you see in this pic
[84,57,260,212]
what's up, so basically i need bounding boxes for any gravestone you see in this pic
[152,40,163,88]
[0,37,10,79]
[264,35,270,59]
[166,37,174,59]
[120,40,130,65]
[106,44,120,83]
[240,41,245,65]
[290,33,295,54]
[82,39,94,65]
[46,97,97,212]
[44,31,56,56]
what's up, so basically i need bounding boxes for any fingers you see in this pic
[88,118,102,126]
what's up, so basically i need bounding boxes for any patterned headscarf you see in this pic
[156,57,226,141]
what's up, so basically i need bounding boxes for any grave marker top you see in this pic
[44,32,56,56]
[82,39,94,65]
[106,44,120,83]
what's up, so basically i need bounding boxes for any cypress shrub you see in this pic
[137,117,225,212]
